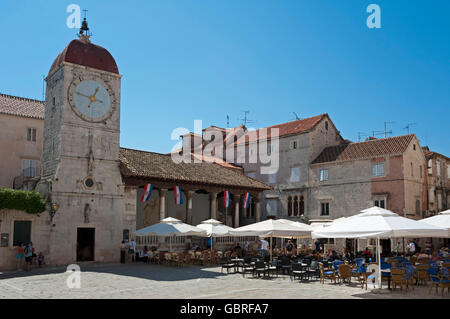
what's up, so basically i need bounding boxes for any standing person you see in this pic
[129,238,137,262]
[407,240,416,256]
[260,238,269,259]
[242,240,248,257]
[24,242,33,271]
[120,240,126,264]
[16,242,24,271]
[314,239,321,253]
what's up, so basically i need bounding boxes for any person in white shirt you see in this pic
[407,240,415,256]
[260,238,269,259]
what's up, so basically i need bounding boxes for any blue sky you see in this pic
[1,0,449,155]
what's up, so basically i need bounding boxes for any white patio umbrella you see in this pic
[312,206,448,288]
[230,219,314,261]
[136,217,207,252]
[421,209,450,237]
[196,219,235,253]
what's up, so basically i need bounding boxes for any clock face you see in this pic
[73,80,111,119]
[68,77,116,123]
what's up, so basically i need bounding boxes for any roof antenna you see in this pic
[403,123,417,134]
[226,115,230,129]
[293,112,301,121]
[239,110,256,127]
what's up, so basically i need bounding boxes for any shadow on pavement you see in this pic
[0,262,228,282]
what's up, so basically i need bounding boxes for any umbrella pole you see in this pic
[377,237,381,288]
[270,235,273,262]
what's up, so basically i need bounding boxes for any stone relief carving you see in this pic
[83,203,91,223]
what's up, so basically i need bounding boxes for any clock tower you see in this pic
[39,20,124,265]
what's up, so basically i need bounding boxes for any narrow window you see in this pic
[293,196,299,216]
[320,202,330,216]
[287,196,292,216]
[299,196,305,215]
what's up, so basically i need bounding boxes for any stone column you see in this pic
[210,192,218,220]
[233,194,240,228]
[159,188,168,220]
[186,190,194,225]
[255,193,262,222]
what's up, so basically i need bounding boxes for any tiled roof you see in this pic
[0,93,44,119]
[119,147,271,191]
[236,114,328,144]
[312,134,416,164]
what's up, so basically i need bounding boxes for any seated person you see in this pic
[285,240,294,256]
[144,246,150,261]
[362,247,373,260]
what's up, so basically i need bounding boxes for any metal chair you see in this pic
[253,261,267,278]
[220,256,235,274]
[290,263,307,281]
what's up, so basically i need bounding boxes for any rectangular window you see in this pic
[420,165,423,178]
[26,128,37,142]
[320,202,330,216]
[290,167,300,182]
[374,200,385,209]
[23,160,39,178]
[319,169,329,181]
[372,163,385,177]
[290,140,299,150]
[13,221,31,246]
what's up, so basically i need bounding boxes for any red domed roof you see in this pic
[48,38,119,76]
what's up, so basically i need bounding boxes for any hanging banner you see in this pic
[174,186,183,205]
[223,190,231,208]
[140,184,153,202]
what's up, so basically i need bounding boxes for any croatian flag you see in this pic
[174,186,183,205]
[243,192,251,208]
[223,191,231,208]
[140,184,153,202]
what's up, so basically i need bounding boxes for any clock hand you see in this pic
[75,91,91,99]
[92,87,100,97]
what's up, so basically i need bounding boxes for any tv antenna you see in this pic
[372,130,385,138]
[293,112,301,121]
[226,115,230,129]
[383,121,395,138]
[358,132,369,142]
[403,123,417,134]
[239,111,256,126]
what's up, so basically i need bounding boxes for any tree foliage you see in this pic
[0,188,46,215]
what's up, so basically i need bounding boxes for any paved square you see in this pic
[0,263,448,299]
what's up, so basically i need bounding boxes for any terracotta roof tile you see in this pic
[236,114,327,144]
[0,93,44,119]
[119,147,271,191]
[312,134,416,164]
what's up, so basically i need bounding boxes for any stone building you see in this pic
[0,94,44,189]
[423,147,450,215]
[180,114,344,225]
[309,134,428,253]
